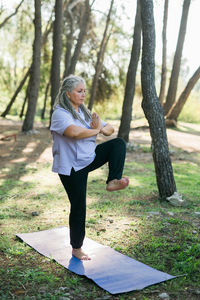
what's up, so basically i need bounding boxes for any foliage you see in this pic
[0,1,199,126]
[179,91,200,123]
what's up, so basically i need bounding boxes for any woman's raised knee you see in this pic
[113,137,126,149]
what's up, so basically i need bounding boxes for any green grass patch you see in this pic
[0,128,200,300]
[173,162,200,202]
[179,94,200,123]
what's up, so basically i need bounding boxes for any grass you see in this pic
[0,122,200,299]
[179,94,200,124]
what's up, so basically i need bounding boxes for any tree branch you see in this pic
[0,0,25,29]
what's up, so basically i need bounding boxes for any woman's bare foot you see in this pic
[72,248,91,260]
[106,177,129,192]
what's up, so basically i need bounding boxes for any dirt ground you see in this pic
[0,118,200,173]
[0,117,200,300]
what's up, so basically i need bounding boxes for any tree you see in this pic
[49,0,63,120]
[0,0,25,29]
[166,65,200,126]
[20,77,31,118]
[67,0,91,75]
[163,0,191,115]
[159,0,168,105]
[117,0,141,142]
[88,0,114,111]
[1,67,31,117]
[63,0,84,78]
[63,1,75,78]
[1,9,53,118]
[140,0,177,198]
[22,0,42,132]
[41,81,50,119]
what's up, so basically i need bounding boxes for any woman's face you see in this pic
[66,82,86,111]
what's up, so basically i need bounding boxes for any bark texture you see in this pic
[163,0,191,115]
[50,0,63,119]
[63,4,74,78]
[140,0,176,198]
[159,0,168,105]
[117,0,141,142]
[20,78,31,118]
[41,81,50,119]
[22,0,41,132]
[166,65,200,125]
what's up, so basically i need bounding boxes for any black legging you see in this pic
[59,137,126,248]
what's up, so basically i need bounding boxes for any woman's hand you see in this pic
[90,112,102,131]
[100,123,114,136]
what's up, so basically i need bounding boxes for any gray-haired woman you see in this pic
[50,74,129,260]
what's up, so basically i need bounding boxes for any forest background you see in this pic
[0,0,200,125]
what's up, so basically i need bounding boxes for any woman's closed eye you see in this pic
[78,90,86,94]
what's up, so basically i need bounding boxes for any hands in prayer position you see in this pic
[90,112,102,131]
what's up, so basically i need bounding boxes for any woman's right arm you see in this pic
[64,125,101,140]
[64,111,103,140]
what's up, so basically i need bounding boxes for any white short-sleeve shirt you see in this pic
[50,105,106,175]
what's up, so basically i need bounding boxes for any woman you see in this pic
[50,75,129,260]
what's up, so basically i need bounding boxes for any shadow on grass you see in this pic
[0,119,52,203]
[169,123,200,137]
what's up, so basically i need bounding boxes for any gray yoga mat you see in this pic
[16,227,176,294]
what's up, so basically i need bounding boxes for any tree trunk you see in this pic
[163,0,191,115]
[41,81,50,119]
[63,0,84,78]
[1,67,31,117]
[63,23,74,77]
[117,0,141,142]
[42,17,53,46]
[22,0,42,132]
[140,0,176,198]
[19,78,31,118]
[166,65,200,125]
[49,0,63,120]
[159,0,168,105]
[68,0,91,75]
[63,0,75,78]
[88,0,114,111]
[19,96,27,119]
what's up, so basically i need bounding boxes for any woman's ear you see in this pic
[66,91,71,99]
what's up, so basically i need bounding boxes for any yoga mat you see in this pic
[16,227,176,294]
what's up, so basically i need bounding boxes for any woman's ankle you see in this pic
[72,247,91,260]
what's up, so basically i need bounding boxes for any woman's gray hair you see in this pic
[53,74,91,125]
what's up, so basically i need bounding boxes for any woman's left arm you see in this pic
[100,123,114,136]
